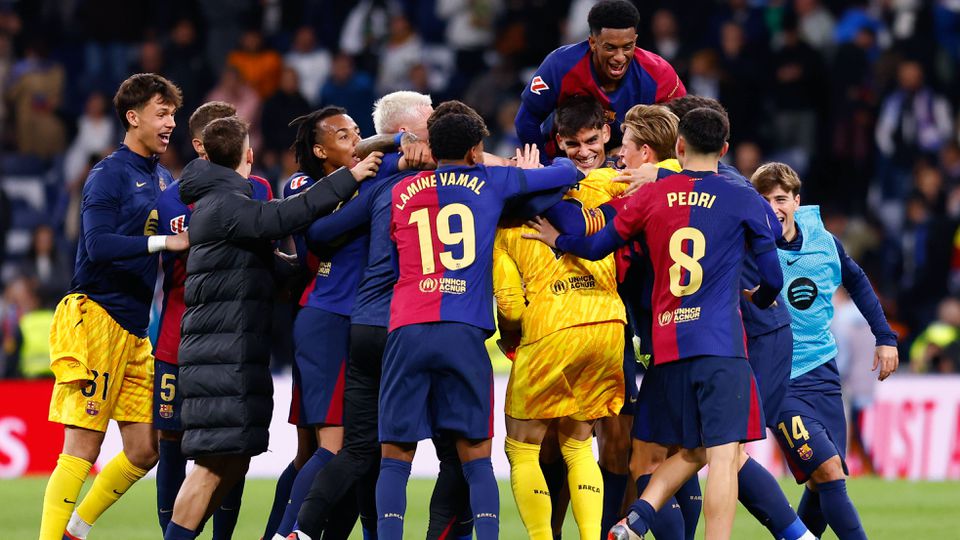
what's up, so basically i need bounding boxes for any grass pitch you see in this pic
[3,476,958,539]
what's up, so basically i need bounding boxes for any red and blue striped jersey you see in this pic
[612,170,778,364]
[154,174,272,364]
[516,41,685,158]
[388,159,579,332]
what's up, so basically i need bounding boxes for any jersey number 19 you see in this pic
[409,204,476,274]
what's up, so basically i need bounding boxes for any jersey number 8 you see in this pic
[409,204,476,274]
[668,227,706,297]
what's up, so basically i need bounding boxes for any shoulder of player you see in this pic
[249,174,274,200]
[283,173,315,197]
[543,41,590,68]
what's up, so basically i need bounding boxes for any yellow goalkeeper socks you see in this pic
[505,437,553,540]
[74,451,148,528]
[561,435,604,540]
[40,453,92,540]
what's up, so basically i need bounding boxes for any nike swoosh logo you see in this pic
[786,257,802,266]
[63,498,76,504]
[159,509,172,514]
[112,489,125,495]
[136,182,147,188]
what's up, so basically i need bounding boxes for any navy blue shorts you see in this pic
[747,325,792,428]
[153,360,182,431]
[632,364,665,442]
[293,306,349,426]
[775,360,848,483]
[379,322,494,443]
[651,356,765,449]
[621,335,639,415]
[287,360,307,427]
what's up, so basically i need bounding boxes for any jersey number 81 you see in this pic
[409,204,476,274]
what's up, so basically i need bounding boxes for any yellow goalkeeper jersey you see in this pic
[493,168,626,344]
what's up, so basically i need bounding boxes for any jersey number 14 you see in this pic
[409,204,476,274]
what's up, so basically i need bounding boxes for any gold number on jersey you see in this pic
[777,415,811,448]
[409,204,477,274]
[160,373,176,402]
[668,227,706,297]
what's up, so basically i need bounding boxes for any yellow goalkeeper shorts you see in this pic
[47,294,154,432]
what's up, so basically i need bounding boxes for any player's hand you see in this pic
[614,163,658,195]
[741,285,777,307]
[521,216,560,248]
[515,144,542,169]
[274,249,298,266]
[873,345,899,381]
[400,134,434,170]
[165,231,190,252]
[351,151,382,181]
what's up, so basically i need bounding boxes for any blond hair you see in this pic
[751,162,802,196]
[621,104,679,160]
[372,91,433,134]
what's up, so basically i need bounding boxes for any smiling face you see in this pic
[589,27,637,87]
[314,114,362,173]
[557,125,610,173]
[619,130,657,168]
[761,185,800,240]
[128,94,177,156]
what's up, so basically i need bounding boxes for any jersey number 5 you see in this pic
[668,227,705,297]
[409,204,476,274]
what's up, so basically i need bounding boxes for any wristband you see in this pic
[147,235,167,253]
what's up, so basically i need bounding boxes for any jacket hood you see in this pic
[179,158,252,205]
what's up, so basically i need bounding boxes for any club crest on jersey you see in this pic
[798,443,814,461]
[85,400,100,416]
[159,404,174,419]
[169,215,187,234]
[529,76,549,95]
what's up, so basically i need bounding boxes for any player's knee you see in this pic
[630,441,667,477]
[810,456,845,484]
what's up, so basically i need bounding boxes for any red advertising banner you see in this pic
[0,379,62,477]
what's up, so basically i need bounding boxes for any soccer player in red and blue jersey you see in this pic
[528,108,783,540]
[376,112,580,540]
[515,0,685,160]
[153,101,274,539]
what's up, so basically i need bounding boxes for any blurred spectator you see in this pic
[261,66,311,157]
[463,58,524,126]
[562,0,595,44]
[133,39,164,74]
[733,141,763,180]
[647,9,684,65]
[875,60,954,229]
[340,0,392,73]
[206,65,262,152]
[0,275,40,378]
[718,20,765,142]
[163,18,214,159]
[489,99,522,158]
[437,0,501,83]
[80,0,146,94]
[227,28,284,99]
[198,0,258,75]
[833,286,879,474]
[914,165,947,216]
[284,26,331,106]
[710,0,769,51]
[795,0,836,55]
[0,33,12,140]
[940,141,960,188]
[686,49,722,100]
[320,53,376,136]
[769,15,826,172]
[376,13,424,95]
[0,189,9,274]
[63,92,115,189]
[6,38,66,158]
[908,296,960,373]
[17,224,71,308]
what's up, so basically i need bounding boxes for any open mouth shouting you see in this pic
[159,132,172,146]
[608,62,627,78]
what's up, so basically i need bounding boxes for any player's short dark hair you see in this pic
[189,101,237,140]
[663,95,728,122]
[428,113,485,161]
[427,100,490,136]
[588,0,640,35]
[113,73,183,131]
[289,106,348,180]
[677,107,729,155]
[555,95,606,137]
[752,162,802,196]
[202,116,249,170]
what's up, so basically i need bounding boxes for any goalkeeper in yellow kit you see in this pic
[495,96,628,540]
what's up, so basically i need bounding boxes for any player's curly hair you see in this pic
[588,0,641,34]
[289,106,348,180]
[427,100,490,136]
[677,107,729,155]
[555,95,605,137]
[621,104,679,160]
[428,113,485,161]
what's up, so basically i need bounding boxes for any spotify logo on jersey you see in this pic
[787,277,818,310]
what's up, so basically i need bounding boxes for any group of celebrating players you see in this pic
[37,1,900,540]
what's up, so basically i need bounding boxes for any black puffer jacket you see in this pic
[177,158,358,457]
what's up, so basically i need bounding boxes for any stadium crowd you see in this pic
[1,1,949,540]
[2,1,960,378]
